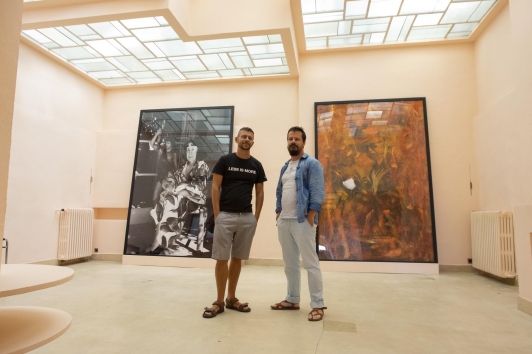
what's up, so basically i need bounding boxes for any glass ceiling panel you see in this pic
[144,43,166,57]
[448,22,477,37]
[113,56,149,71]
[249,53,286,60]
[301,0,498,50]
[184,71,220,80]
[89,70,124,79]
[86,40,124,56]
[247,43,285,55]
[72,59,117,72]
[142,59,175,70]
[304,22,339,37]
[199,54,227,70]
[367,0,402,18]
[65,24,96,36]
[345,1,369,19]
[121,17,160,29]
[218,69,245,77]
[469,0,496,22]
[89,22,125,38]
[328,34,362,47]
[352,18,390,33]
[23,30,53,44]
[370,32,385,43]
[242,36,270,45]
[101,78,133,85]
[408,25,451,40]
[302,0,317,14]
[386,16,406,42]
[22,16,289,86]
[401,0,441,15]
[56,27,85,45]
[154,40,203,56]
[440,2,481,24]
[38,28,77,46]
[268,34,283,43]
[197,38,243,51]
[249,66,290,75]
[229,53,254,68]
[134,77,163,83]
[303,12,344,24]
[218,53,235,69]
[52,47,96,60]
[155,17,169,26]
[306,37,328,49]
[128,71,158,79]
[116,37,154,59]
[253,58,283,67]
[413,13,443,26]
[316,0,345,12]
[131,27,179,42]
[171,58,207,72]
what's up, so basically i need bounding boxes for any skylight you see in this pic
[301,0,498,50]
[21,17,289,86]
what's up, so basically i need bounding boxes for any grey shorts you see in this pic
[212,212,257,260]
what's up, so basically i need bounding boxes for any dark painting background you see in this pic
[124,107,233,258]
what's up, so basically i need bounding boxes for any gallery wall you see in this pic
[4,43,104,264]
[473,1,532,211]
[473,0,532,308]
[92,42,478,266]
[0,0,23,267]
[94,78,299,260]
[8,2,527,267]
[299,43,478,266]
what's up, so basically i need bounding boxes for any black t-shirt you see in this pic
[213,153,267,213]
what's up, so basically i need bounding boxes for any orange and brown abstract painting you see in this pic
[316,99,437,262]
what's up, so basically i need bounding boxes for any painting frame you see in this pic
[123,106,234,259]
[314,98,438,263]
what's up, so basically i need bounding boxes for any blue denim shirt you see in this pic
[275,153,325,225]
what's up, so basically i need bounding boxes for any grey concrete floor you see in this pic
[1,261,531,354]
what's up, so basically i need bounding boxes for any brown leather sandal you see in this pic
[308,307,327,321]
[203,301,224,318]
[225,297,251,312]
[271,300,300,310]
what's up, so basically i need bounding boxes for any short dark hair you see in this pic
[185,140,197,147]
[238,127,254,135]
[287,126,306,142]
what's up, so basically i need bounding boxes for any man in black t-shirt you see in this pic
[202,127,267,319]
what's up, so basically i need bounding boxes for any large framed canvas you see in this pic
[124,106,234,258]
[315,98,437,263]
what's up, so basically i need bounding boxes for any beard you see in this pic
[288,144,300,156]
[238,142,251,151]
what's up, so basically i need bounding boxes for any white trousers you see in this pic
[277,218,324,308]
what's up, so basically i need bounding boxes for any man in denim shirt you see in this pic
[271,126,327,321]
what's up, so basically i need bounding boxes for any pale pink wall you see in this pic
[95,78,299,259]
[473,1,532,210]
[5,43,104,264]
[0,0,23,266]
[473,4,515,211]
[474,0,532,304]
[299,44,478,265]
[93,220,126,255]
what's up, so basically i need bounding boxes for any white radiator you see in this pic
[58,208,94,261]
[471,211,516,278]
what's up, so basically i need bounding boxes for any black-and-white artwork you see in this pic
[124,106,234,258]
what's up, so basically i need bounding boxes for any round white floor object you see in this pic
[0,306,72,354]
[0,264,74,298]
